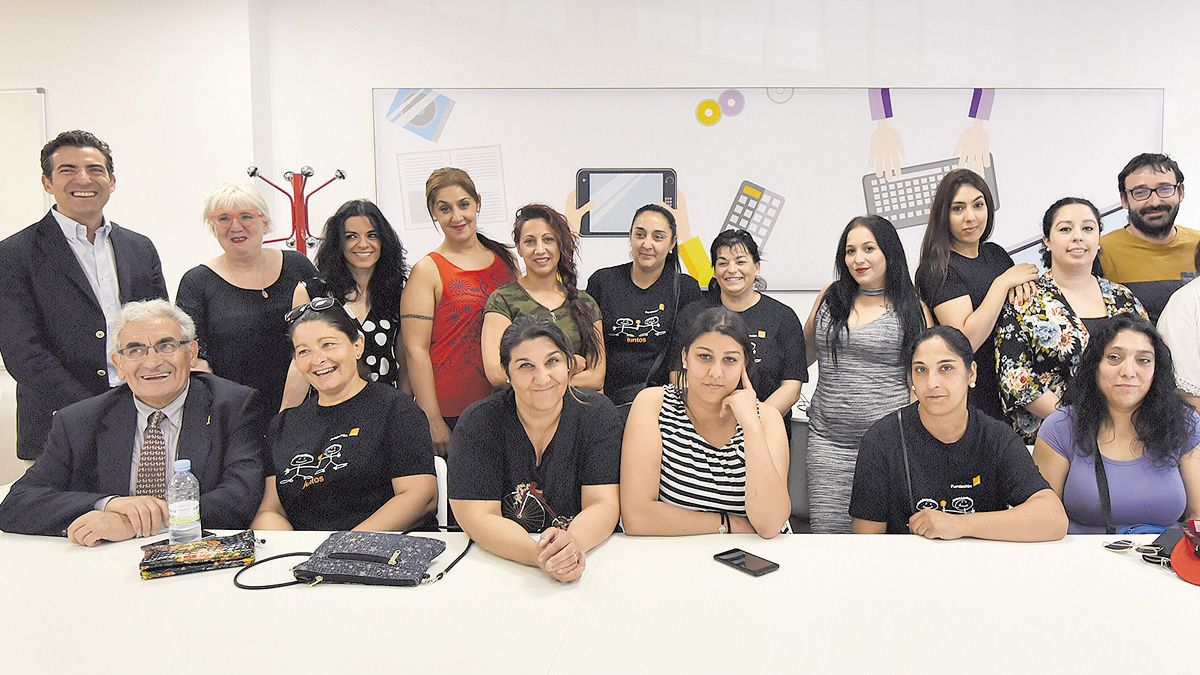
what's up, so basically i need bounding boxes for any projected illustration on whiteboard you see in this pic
[720,180,785,254]
[395,145,507,230]
[862,155,1000,230]
[387,88,456,143]
[576,168,677,237]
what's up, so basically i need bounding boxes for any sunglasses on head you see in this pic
[284,296,339,324]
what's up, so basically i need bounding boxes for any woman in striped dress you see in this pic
[803,215,931,533]
[620,307,792,537]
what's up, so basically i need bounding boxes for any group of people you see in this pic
[0,130,1196,583]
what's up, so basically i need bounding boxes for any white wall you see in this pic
[1,0,1198,460]
[5,0,1199,317]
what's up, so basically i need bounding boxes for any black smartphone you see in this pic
[713,548,779,577]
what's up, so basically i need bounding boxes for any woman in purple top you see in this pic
[1033,315,1200,534]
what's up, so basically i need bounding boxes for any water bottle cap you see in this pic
[173,459,192,472]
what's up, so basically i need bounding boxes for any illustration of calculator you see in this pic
[862,155,999,230]
[721,180,785,253]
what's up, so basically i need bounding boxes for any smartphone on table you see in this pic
[714,548,779,577]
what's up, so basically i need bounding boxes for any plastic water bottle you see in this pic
[167,459,203,544]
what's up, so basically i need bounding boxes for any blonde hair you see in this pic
[202,182,271,233]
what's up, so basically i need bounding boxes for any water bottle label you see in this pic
[169,500,201,527]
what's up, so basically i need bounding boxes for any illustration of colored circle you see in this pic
[719,89,745,115]
[695,99,722,126]
[766,87,794,104]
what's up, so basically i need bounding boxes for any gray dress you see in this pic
[806,302,909,533]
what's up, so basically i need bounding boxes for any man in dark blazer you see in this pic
[0,300,266,545]
[0,130,168,461]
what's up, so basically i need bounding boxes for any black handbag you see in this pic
[234,530,472,590]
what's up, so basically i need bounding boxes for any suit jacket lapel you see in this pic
[36,212,99,306]
[109,223,136,303]
[96,391,137,496]
[178,376,213,474]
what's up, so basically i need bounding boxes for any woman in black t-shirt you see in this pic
[449,315,621,583]
[849,326,1066,540]
[672,229,806,424]
[586,204,702,408]
[251,299,437,532]
[914,169,1038,421]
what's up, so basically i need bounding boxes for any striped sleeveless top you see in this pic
[657,384,749,516]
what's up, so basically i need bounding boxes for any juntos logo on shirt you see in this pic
[609,304,668,344]
[280,427,360,489]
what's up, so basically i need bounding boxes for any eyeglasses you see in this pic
[116,339,192,360]
[1102,539,1173,569]
[1125,184,1181,201]
[284,296,338,323]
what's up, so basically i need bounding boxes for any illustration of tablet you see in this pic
[576,168,677,237]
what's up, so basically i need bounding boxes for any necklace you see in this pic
[260,289,269,299]
[859,286,886,297]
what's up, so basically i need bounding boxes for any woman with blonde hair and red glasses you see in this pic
[401,168,518,457]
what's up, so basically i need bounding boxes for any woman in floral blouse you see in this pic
[996,197,1147,443]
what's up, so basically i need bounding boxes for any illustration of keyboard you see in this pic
[720,180,785,253]
[862,155,999,230]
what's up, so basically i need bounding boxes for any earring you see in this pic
[968,382,976,388]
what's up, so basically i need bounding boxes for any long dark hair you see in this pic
[313,199,408,309]
[915,169,996,304]
[424,167,518,276]
[823,215,926,365]
[677,306,755,404]
[512,203,601,369]
[1061,314,1196,467]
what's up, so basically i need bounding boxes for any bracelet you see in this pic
[719,510,730,534]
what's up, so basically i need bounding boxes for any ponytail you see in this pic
[477,232,518,276]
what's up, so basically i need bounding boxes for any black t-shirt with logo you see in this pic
[849,402,1050,534]
[586,263,704,406]
[267,382,436,531]
[672,293,807,420]
[447,389,621,533]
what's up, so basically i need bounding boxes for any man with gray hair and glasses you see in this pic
[0,300,266,545]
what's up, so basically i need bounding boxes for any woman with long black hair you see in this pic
[914,169,1038,422]
[1033,314,1200,534]
[803,215,931,533]
[280,199,409,409]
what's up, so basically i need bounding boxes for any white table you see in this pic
[0,530,1194,674]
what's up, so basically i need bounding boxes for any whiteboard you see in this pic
[0,89,48,238]
[373,88,1163,290]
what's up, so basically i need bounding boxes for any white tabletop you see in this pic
[0,529,1194,674]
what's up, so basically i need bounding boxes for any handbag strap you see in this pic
[407,525,474,584]
[1093,441,1117,535]
[233,551,313,590]
[899,407,916,514]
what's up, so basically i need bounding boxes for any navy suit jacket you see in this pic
[0,210,168,459]
[0,373,267,536]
